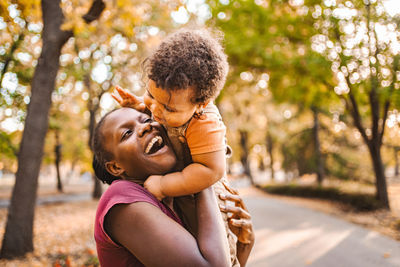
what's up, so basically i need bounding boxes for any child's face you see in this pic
[144,79,203,128]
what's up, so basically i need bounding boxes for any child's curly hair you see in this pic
[145,28,228,104]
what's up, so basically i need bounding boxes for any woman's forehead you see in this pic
[103,108,140,133]
[109,108,141,122]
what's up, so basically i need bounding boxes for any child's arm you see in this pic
[111,86,148,113]
[144,149,226,200]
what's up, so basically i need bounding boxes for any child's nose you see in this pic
[144,95,154,108]
[150,104,162,118]
[146,100,157,114]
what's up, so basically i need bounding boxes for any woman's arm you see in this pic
[105,187,230,267]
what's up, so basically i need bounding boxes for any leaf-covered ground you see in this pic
[0,177,399,266]
[0,200,99,267]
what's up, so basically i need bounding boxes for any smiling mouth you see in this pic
[145,136,165,154]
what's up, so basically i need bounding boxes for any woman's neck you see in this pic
[124,175,145,186]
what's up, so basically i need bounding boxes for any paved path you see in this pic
[241,187,400,267]
[0,193,91,208]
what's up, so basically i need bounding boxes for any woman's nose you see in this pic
[137,122,152,137]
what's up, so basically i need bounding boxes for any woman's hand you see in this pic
[218,181,254,244]
[111,86,146,112]
[219,181,255,266]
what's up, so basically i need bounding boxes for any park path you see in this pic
[239,186,400,267]
[0,192,91,208]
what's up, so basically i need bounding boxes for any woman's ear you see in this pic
[105,161,125,177]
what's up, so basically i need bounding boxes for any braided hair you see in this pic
[91,109,120,185]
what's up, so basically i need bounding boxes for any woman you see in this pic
[92,107,254,266]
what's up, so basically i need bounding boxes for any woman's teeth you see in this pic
[145,136,163,154]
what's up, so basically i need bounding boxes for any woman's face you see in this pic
[102,108,177,181]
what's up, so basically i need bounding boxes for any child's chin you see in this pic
[167,121,186,128]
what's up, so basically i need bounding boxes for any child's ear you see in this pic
[105,161,124,177]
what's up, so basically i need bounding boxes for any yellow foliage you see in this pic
[15,0,41,22]
[0,0,41,28]
[0,0,12,21]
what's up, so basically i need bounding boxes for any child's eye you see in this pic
[121,129,132,140]
[146,90,154,99]
[144,118,153,123]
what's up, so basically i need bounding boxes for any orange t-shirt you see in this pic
[185,103,226,155]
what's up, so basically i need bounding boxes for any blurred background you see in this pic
[0,0,400,266]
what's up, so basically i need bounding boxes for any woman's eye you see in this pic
[122,130,132,140]
[144,118,153,123]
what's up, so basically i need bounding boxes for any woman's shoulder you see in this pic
[95,180,182,243]
[95,180,162,245]
[100,179,159,207]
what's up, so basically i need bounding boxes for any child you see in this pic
[113,29,240,266]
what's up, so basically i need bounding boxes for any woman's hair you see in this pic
[144,28,229,104]
[91,109,120,185]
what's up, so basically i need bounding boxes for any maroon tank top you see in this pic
[94,179,183,267]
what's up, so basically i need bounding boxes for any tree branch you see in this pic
[59,0,106,43]
[0,25,27,85]
[344,75,370,146]
[83,0,106,23]
[380,56,399,145]
[365,2,380,146]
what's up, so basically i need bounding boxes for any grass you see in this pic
[261,183,384,211]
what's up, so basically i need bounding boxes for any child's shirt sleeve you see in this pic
[185,109,226,155]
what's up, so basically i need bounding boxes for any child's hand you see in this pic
[111,85,146,112]
[144,175,166,201]
[219,181,254,244]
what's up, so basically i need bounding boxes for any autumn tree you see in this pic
[0,1,41,162]
[208,0,338,184]
[0,0,105,258]
[310,0,400,208]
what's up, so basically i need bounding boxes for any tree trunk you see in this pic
[312,107,324,185]
[395,148,399,177]
[0,0,105,259]
[54,130,63,192]
[368,142,390,209]
[258,155,265,171]
[86,80,103,199]
[0,0,72,258]
[239,130,254,185]
[92,174,103,199]
[266,130,274,181]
